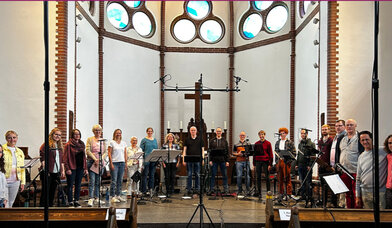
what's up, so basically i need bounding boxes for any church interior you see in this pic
[1,1,392,227]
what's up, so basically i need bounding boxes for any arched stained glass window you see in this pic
[173,19,196,43]
[106,2,155,37]
[107,2,129,30]
[266,5,288,33]
[186,1,210,20]
[171,1,225,44]
[239,1,289,39]
[242,14,263,39]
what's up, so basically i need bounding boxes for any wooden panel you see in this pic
[0,208,129,222]
[273,208,392,223]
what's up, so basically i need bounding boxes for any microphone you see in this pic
[154,74,169,84]
[274,133,282,136]
[301,128,313,132]
[246,136,249,142]
[233,75,248,83]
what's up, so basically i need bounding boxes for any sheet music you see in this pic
[323,174,349,194]
[128,151,144,159]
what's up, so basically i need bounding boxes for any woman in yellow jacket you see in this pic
[3,130,25,207]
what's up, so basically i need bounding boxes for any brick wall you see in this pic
[55,1,68,142]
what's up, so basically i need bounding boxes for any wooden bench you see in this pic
[0,193,138,228]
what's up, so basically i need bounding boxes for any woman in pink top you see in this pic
[86,124,107,207]
[385,134,392,209]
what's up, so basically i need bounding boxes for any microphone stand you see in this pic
[297,148,321,208]
[98,139,106,208]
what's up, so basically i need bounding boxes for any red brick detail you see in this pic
[98,2,104,127]
[327,2,339,135]
[55,2,68,143]
[235,33,291,53]
[289,2,296,141]
[103,31,160,51]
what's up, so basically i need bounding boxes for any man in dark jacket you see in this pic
[296,129,315,199]
[209,127,229,194]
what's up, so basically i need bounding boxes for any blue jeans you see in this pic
[88,160,102,198]
[186,162,200,191]
[210,162,228,191]
[66,167,84,202]
[236,161,250,191]
[141,162,157,193]
[110,162,125,196]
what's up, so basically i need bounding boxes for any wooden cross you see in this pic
[184,82,210,122]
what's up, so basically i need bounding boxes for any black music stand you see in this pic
[234,144,254,201]
[23,157,41,207]
[153,149,182,202]
[208,148,225,200]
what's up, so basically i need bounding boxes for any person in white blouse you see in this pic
[108,129,127,203]
[126,136,143,196]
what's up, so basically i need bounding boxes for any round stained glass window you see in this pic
[254,1,273,11]
[266,5,288,33]
[242,13,263,39]
[186,1,210,20]
[107,2,129,30]
[200,20,223,43]
[124,1,141,8]
[173,19,196,42]
[133,12,152,36]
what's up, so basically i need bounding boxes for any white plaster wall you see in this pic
[379,2,392,141]
[164,53,229,132]
[233,1,291,47]
[294,12,319,146]
[234,42,291,144]
[74,7,99,143]
[103,1,160,46]
[0,1,57,157]
[103,38,160,145]
[165,1,229,47]
[338,1,374,132]
[319,2,328,127]
[67,3,76,138]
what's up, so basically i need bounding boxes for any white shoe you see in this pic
[111,196,120,203]
[118,196,127,202]
[94,198,105,205]
[87,198,94,207]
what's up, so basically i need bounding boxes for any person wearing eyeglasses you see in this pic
[3,130,25,208]
[338,119,364,208]
[39,128,65,207]
[355,131,387,209]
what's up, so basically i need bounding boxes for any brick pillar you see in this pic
[160,1,166,144]
[55,2,68,143]
[327,2,339,135]
[98,2,104,127]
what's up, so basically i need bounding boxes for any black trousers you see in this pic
[40,172,60,207]
[163,163,177,194]
[386,188,392,209]
[255,161,270,193]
